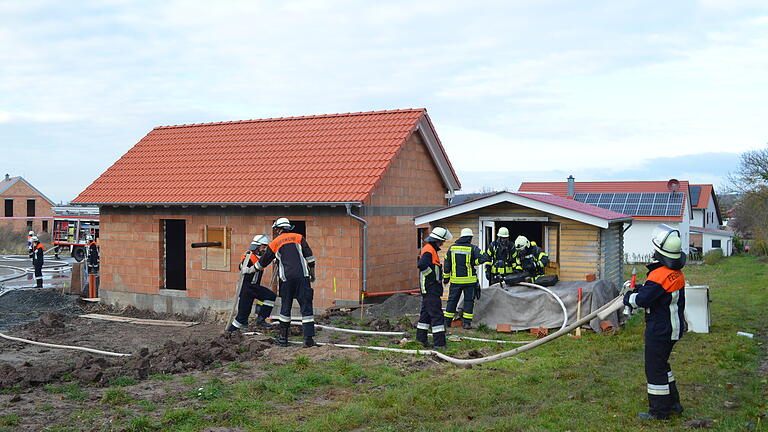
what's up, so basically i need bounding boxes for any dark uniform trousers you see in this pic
[645,339,681,417]
[444,283,477,325]
[277,277,315,337]
[417,293,446,346]
[34,265,43,288]
[232,274,276,329]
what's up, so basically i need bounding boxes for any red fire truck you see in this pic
[52,206,99,261]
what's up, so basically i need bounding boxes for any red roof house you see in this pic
[73,109,460,314]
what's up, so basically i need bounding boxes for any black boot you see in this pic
[444,317,453,328]
[416,329,431,348]
[272,325,289,347]
[303,337,318,347]
[226,324,239,332]
[255,317,272,327]
[462,321,472,330]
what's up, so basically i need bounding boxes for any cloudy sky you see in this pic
[1,0,766,202]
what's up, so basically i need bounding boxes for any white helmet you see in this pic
[272,217,293,230]
[427,227,453,242]
[651,224,682,259]
[497,227,510,238]
[460,228,473,237]
[251,234,270,246]
[31,236,39,242]
[28,231,35,236]
[514,235,530,251]
[86,234,94,241]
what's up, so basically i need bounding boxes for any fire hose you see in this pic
[0,332,131,357]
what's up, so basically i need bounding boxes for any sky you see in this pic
[1,0,766,203]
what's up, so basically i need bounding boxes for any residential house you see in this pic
[688,184,733,256]
[72,109,461,315]
[1,174,54,235]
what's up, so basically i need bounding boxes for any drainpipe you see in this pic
[345,204,367,296]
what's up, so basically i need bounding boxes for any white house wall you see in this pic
[701,232,733,256]
[624,197,690,263]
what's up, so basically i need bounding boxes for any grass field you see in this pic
[4,255,766,431]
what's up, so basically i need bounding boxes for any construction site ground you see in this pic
[0,255,766,431]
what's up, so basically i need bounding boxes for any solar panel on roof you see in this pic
[665,205,681,216]
[637,204,653,216]
[574,193,588,201]
[626,193,641,203]
[653,204,667,215]
[585,193,600,204]
[654,193,670,204]
[640,193,655,203]
[624,203,639,214]
[572,191,685,217]
[610,204,624,212]
[670,192,684,204]
[599,194,613,204]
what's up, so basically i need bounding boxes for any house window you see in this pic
[712,239,721,248]
[27,199,35,217]
[4,199,12,217]
[26,220,32,231]
[42,220,48,232]
[203,226,231,271]
[417,227,428,249]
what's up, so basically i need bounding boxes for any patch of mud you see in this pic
[0,289,81,331]
[365,293,421,318]
[0,330,271,389]
[79,301,214,324]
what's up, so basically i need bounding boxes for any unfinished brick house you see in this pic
[72,109,461,314]
[1,174,55,235]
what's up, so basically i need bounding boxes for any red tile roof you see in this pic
[73,109,459,205]
[690,184,713,209]
[518,180,690,222]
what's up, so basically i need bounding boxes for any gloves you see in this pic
[622,290,636,307]
[474,287,481,300]
[308,265,316,283]
[443,278,450,285]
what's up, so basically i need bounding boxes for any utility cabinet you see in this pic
[685,285,710,333]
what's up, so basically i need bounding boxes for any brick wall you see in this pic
[100,207,361,311]
[0,180,54,234]
[365,132,448,294]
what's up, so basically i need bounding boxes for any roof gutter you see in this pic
[345,204,368,298]
[72,201,363,207]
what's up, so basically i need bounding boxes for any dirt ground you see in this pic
[0,290,438,430]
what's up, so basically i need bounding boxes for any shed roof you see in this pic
[518,180,691,222]
[72,109,460,205]
[414,191,632,229]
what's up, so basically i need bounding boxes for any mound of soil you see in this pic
[0,330,271,389]
[365,293,422,318]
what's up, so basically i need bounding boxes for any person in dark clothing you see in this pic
[86,235,99,274]
[256,218,317,347]
[443,228,489,329]
[513,235,549,282]
[623,224,687,421]
[29,236,44,288]
[486,227,516,285]
[228,234,277,331]
[417,226,452,349]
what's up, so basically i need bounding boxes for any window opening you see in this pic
[27,199,35,217]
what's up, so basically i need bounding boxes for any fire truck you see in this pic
[52,206,99,262]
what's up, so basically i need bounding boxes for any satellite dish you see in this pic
[667,179,680,193]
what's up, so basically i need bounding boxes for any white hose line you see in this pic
[0,332,132,357]
[447,335,531,344]
[268,316,408,336]
[518,282,569,332]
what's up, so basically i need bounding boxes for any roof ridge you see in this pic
[154,108,427,130]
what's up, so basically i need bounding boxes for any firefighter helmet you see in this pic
[86,235,93,241]
[497,227,510,238]
[514,235,530,251]
[427,227,453,242]
[28,231,35,236]
[31,236,39,242]
[251,234,269,246]
[460,228,473,237]
[651,224,686,269]
[272,217,293,231]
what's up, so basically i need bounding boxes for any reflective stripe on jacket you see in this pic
[443,237,486,284]
[256,232,315,281]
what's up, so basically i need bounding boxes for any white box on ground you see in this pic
[685,285,710,333]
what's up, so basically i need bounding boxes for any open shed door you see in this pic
[479,220,495,288]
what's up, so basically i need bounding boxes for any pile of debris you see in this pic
[365,293,421,318]
[0,289,81,332]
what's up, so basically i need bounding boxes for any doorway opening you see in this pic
[163,219,186,290]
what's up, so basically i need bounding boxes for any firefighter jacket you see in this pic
[239,250,264,285]
[256,232,315,282]
[87,241,99,267]
[442,236,488,285]
[624,262,687,341]
[487,239,516,274]
[418,242,443,296]
[31,243,44,267]
[516,245,549,277]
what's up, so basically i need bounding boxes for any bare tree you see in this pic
[729,145,768,192]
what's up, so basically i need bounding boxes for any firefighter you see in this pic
[623,224,687,420]
[27,231,35,255]
[256,218,317,347]
[29,236,44,288]
[228,234,277,331]
[443,228,489,329]
[86,235,99,274]
[513,236,549,282]
[416,226,452,349]
[486,227,516,285]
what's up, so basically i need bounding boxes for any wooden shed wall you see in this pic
[599,222,625,290]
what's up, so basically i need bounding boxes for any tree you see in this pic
[730,145,768,254]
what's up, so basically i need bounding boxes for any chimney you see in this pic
[567,175,575,197]
[4,174,9,181]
